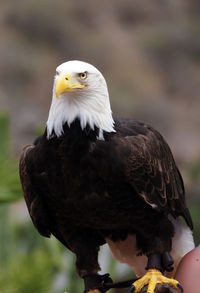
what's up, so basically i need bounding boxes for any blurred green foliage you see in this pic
[0,211,84,293]
[0,113,21,203]
[189,160,200,182]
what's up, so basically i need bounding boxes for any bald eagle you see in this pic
[20,61,194,293]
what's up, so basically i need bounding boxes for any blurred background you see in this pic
[0,0,200,292]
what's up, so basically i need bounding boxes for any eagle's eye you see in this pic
[79,72,88,80]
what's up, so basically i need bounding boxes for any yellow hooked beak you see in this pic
[55,73,85,99]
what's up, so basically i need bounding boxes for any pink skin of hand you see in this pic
[175,246,200,293]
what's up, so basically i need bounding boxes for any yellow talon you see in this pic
[132,269,179,293]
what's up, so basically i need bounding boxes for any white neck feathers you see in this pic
[46,82,115,139]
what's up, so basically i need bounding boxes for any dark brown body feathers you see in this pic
[19,118,193,276]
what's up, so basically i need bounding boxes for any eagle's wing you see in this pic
[19,141,76,249]
[19,144,51,237]
[122,125,193,230]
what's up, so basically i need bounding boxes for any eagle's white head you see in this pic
[46,60,115,139]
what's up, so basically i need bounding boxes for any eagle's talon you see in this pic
[128,284,136,293]
[131,269,181,293]
[177,283,184,293]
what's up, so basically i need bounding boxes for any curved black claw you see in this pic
[177,283,184,293]
[128,284,135,293]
